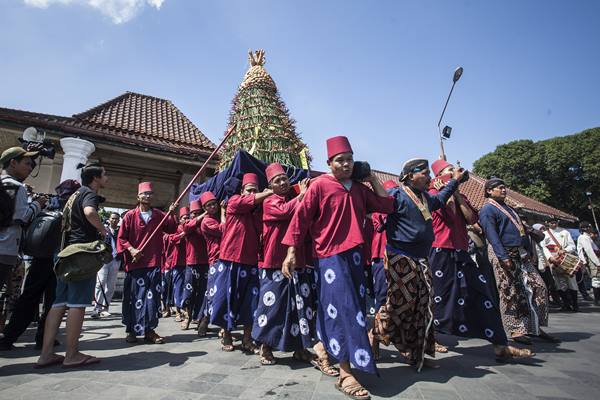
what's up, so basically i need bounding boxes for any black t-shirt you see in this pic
[68,186,104,244]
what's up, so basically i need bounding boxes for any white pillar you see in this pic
[59,137,96,183]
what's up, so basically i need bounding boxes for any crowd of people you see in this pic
[1,136,599,400]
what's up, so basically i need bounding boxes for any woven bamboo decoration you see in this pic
[219,49,311,170]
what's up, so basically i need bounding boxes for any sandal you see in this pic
[174,311,183,322]
[311,356,340,377]
[125,333,138,343]
[34,354,65,369]
[181,318,191,330]
[197,317,209,337]
[495,346,535,362]
[260,345,277,365]
[62,355,101,369]
[435,342,448,353]
[538,330,561,343]
[221,338,235,352]
[335,375,370,400]
[292,349,316,364]
[241,340,259,354]
[144,330,165,344]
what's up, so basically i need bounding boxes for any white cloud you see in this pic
[23,0,167,24]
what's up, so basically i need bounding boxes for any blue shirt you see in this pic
[386,179,459,258]
[479,201,530,260]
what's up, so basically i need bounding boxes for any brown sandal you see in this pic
[241,340,259,354]
[311,356,340,377]
[335,375,370,400]
[496,345,535,362]
[144,330,165,344]
[435,342,448,353]
[260,345,277,365]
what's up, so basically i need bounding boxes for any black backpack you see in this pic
[0,177,19,228]
[23,210,63,258]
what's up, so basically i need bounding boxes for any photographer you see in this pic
[0,179,80,350]
[0,147,47,333]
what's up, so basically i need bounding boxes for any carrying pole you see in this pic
[137,125,236,253]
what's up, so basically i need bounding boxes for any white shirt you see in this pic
[541,227,576,260]
[140,210,152,224]
[578,233,600,267]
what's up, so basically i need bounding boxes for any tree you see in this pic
[473,127,600,222]
[219,50,311,170]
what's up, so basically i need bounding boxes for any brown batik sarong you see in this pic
[373,251,435,371]
[487,245,549,337]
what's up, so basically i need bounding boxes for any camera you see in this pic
[458,168,470,183]
[19,127,56,159]
[351,161,371,181]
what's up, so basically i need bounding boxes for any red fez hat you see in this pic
[242,173,259,187]
[190,200,202,212]
[179,207,189,217]
[265,163,286,183]
[200,191,217,205]
[383,180,399,191]
[431,159,452,177]
[326,136,353,160]
[138,181,153,194]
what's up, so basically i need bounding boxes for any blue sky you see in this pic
[1,0,599,174]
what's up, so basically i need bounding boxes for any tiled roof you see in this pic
[367,169,577,222]
[0,92,216,157]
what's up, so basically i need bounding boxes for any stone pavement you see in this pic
[0,301,598,400]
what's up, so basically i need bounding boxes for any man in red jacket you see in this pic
[210,173,273,352]
[117,182,177,344]
[161,207,189,318]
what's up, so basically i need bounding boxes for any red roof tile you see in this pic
[0,92,216,157]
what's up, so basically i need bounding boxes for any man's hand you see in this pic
[298,178,310,195]
[220,200,227,220]
[501,259,514,270]
[129,247,141,262]
[282,247,297,279]
[196,212,207,221]
[262,188,273,195]
[167,202,178,214]
[452,168,466,182]
[35,195,48,209]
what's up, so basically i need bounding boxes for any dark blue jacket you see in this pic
[386,179,458,258]
[479,202,530,260]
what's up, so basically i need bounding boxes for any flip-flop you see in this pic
[33,355,65,369]
[61,356,101,369]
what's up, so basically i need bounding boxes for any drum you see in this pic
[554,253,583,277]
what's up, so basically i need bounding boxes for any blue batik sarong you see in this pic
[122,267,162,336]
[429,248,508,345]
[183,265,208,321]
[172,265,186,308]
[199,262,219,318]
[209,261,259,331]
[316,247,377,374]
[161,269,174,307]
[252,268,318,352]
[372,259,388,313]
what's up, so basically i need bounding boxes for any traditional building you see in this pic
[0,92,216,208]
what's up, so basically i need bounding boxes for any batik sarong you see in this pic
[373,251,435,371]
[122,267,162,336]
[161,269,174,307]
[252,268,318,352]
[209,261,259,331]
[315,247,376,375]
[487,245,549,336]
[183,265,208,321]
[172,265,186,308]
[429,248,507,345]
[199,261,218,319]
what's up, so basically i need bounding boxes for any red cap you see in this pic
[383,180,399,190]
[431,159,452,177]
[265,163,286,183]
[242,173,259,188]
[190,200,202,212]
[326,136,353,160]
[200,191,217,206]
[138,181,153,194]
[179,207,189,217]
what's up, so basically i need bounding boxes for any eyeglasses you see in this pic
[140,192,154,197]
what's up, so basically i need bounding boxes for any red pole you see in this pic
[137,125,236,253]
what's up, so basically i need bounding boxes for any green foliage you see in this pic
[473,127,600,221]
[219,84,310,170]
